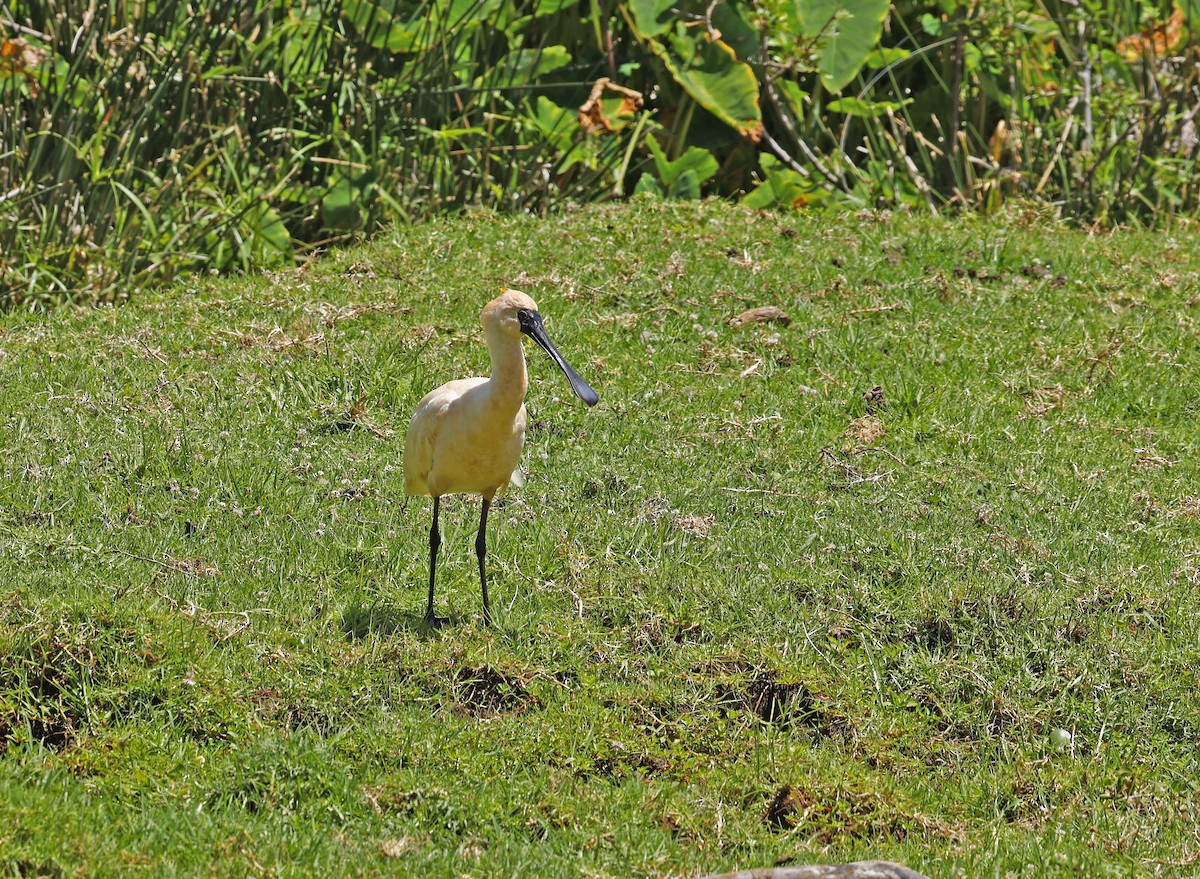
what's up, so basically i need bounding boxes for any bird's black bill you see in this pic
[520,311,599,407]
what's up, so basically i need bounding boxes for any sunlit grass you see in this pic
[1,200,1198,877]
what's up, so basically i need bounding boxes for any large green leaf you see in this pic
[825,95,911,117]
[629,0,675,37]
[530,0,583,15]
[711,3,760,63]
[653,31,763,141]
[343,0,423,52]
[321,173,363,230]
[475,46,571,88]
[526,97,589,173]
[795,0,889,93]
[742,154,827,208]
[646,137,718,190]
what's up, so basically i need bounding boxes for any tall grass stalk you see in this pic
[1,0,643,308]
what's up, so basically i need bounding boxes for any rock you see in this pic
[691,862,931,879]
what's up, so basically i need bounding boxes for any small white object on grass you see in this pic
[1049,727,1073,751]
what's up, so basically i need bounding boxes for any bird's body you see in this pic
[404,376,527,500]
[403,290,597,627]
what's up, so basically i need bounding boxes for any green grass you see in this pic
[1,199,1199,878]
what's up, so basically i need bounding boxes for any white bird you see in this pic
[404,290,598,627]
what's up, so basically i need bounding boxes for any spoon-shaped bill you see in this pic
[520,311,599,407]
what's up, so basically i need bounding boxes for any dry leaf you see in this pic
[1117,3,1184,59]
[579,78,644,134]
[0,37,47,75]
[730,306,790,329]
[675,514,715,537]
[862,385,886,411]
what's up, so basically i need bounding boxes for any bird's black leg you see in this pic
[424,496,448,628]
[476,497,492,626]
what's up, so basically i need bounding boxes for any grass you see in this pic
[1,198,1199,878]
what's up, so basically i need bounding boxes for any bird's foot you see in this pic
[423,612,450,630]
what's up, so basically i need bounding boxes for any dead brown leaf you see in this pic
[1134,452,1174,470]
[578,78,644,134]
[1117,2,1184,59]
[0,37,47,77]
[1172,497,1200,518]
[730,305,790,329]
[1021,385,1067,417]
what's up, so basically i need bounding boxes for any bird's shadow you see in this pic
[340,602,454,639]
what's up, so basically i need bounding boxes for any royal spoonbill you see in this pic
[404,290,598,627]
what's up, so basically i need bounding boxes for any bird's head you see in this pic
[481,289,598,407]
[482,289,540,338]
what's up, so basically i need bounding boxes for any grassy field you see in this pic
[1,199,1198,878]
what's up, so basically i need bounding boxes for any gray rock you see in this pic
[692,862,931,879]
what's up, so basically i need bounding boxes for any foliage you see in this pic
[0,0,649,307]
[3,1,1200,306]
[2,201,1200,875]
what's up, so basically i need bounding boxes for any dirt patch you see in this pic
[0,628,96,751]
[589,749,670,780]
[844,414,886,445]
[765,782,960,843]
[700,661,845,735]
[451,665,537,716]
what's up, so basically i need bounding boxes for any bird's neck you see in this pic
[485,331,529,407]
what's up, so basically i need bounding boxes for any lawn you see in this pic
[1,200,1198,878]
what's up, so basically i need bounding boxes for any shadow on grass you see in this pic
[340,603,453,639]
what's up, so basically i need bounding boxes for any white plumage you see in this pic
[403,290,597,626]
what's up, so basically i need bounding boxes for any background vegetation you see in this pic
[1,201,1199,876]
[3,0,1200,307]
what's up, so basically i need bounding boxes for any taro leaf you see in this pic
[919,12,942,37]
[646,137,719,189]
[528,96,579,150]
[596,95,642,133]
[322,174,363,229]
[636,167,701,199]
[669,169,702,200]
[243,204,292,259]
[476,46,571,87]
[795,0,890,93]
[743,154,821,209]
[439,0,505,29]
[518,45,572,80]
[629,0,676,37]
[654,31,763,141]
[344,0,502,52]
[633,174,665,197]
[711,3,760,64]
[864,46,911,68]
[526,96,587,173]
[343,0,424,52]
[779,79,808,122]
[531,0,583,15]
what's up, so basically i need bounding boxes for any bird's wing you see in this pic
[403,378,487,496]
